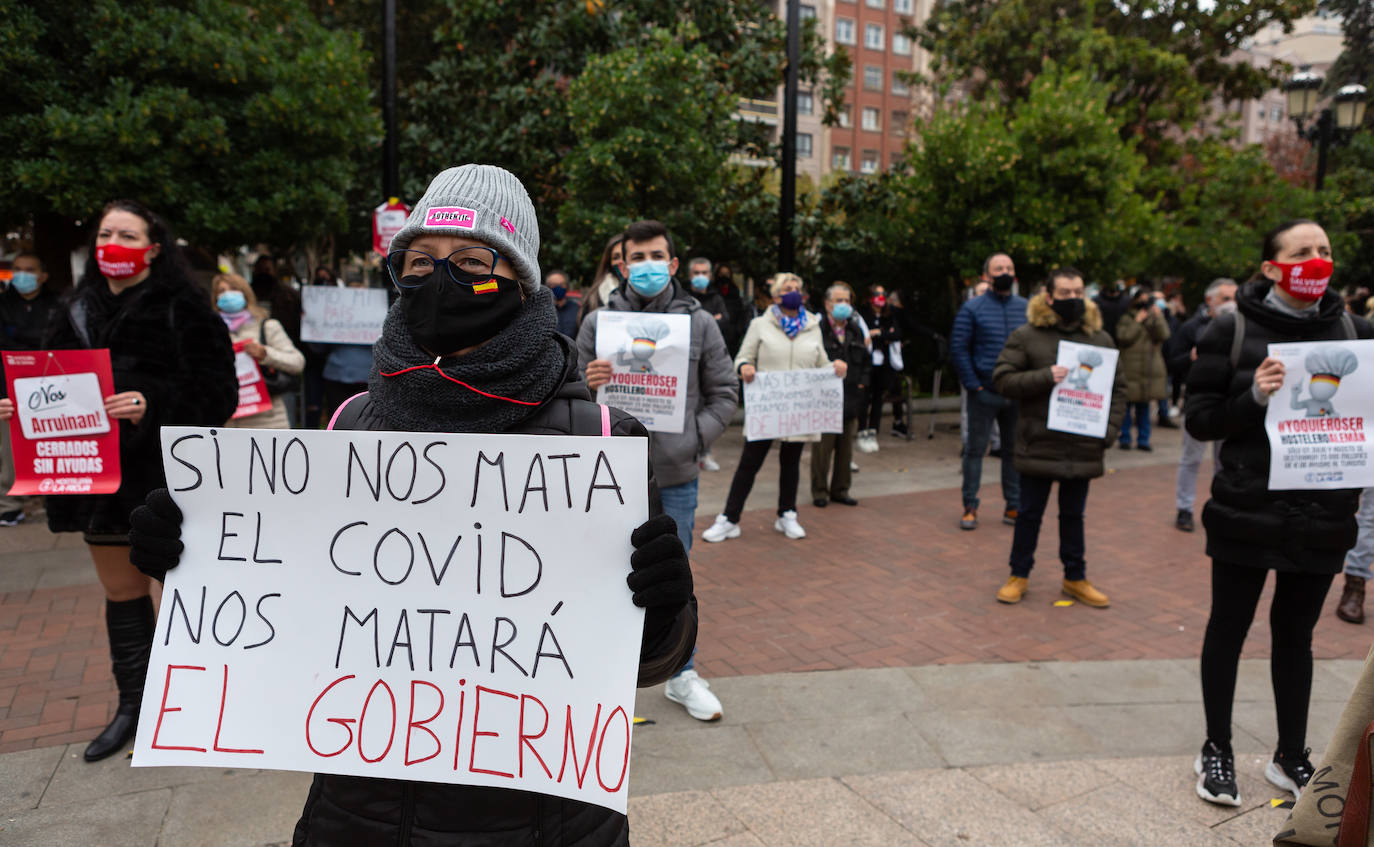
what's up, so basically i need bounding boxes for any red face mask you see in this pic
[871,295,887,309]
[96,243,154,281]
[1273,256,1334,302]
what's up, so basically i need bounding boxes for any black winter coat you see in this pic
[819,315,871,419]
[292,342,697,847]
[44,277,237,535]
[1185,281,1373,573]
[0,286,61,400]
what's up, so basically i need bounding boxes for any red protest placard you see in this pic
[231,341,273,420]
[3,349,121,495]
[372,198,411,256]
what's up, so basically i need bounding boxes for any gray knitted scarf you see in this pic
[367,288,568,433]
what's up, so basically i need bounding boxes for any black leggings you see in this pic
[1200,559,1334,756]
[722,439,803,522]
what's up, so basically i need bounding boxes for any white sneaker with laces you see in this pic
[701,514,740,543]
[774,510,806,539]
[854,430,871,453]
[699,453,721,472]
[665,669,722,721]
[850,461,860,472]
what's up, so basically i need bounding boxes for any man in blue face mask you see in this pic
[544,268,580,338]
[576,219,739,723]
[0,253,60,526]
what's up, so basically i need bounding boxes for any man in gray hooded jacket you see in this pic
[577,219,738,722]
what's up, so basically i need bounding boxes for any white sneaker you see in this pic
[701,514,740,543]
[664,669,722,721]
[774,510,806,539]
[850,461,860,472]
[699,453,721,472]
[855,430,872,453]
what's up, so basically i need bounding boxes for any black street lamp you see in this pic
[1285,68,1368,191]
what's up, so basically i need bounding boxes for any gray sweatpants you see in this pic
[1346,488,1374,580]
[1175,427,1220,513]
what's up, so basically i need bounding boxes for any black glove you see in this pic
[129,488,184,583]
[627,514,693,629]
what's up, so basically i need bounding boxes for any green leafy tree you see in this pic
[1322,0,1374,99]
[1321,133,1374,290]
[0,0,378,283]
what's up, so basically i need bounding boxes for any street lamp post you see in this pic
[1285,69,1368,191]
[779,0,800,273]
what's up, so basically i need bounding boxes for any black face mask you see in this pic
[1051,297,1086,325]
[400,273,523,355]
[991,273,1015,293]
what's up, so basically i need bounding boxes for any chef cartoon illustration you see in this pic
[1291,346,1359,418]
[1065,347,1104,391]
[615,317,671,374]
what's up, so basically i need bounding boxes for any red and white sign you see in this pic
[231,342,273,420]
[3,349,121,495]
[373,198,411,256]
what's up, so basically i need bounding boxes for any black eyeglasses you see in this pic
[387,247,504,289]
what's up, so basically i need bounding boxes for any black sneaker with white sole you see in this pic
[0,509,24,527]
[1266,748,1315,800]
[1195,741,1241,806]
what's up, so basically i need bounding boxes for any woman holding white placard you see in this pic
[212,272,304,430]
[702,272,848,543]
[1186,218,1374,809]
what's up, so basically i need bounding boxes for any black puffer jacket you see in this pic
[43,276,237,534]
[819,314,871,419]
[1185,281,1373,573]
[292,337,698,847]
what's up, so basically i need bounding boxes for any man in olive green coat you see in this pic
[1115,288,1171,449]
[991,268,1127,607]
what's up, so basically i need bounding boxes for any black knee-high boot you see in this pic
[85,596,155,762]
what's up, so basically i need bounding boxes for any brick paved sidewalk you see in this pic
[2,461,1371,754]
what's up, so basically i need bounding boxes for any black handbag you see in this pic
[257,320,300,396]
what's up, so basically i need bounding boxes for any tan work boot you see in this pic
[1062,579,1110,608]
[996,576,1029,604]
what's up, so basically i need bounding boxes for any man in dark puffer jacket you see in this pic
[128,165,697,846]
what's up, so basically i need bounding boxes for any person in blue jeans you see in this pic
[1115,288,1171,450]
[950,252,1027,531]
[578,219,739,722]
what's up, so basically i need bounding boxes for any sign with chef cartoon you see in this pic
[1266,340,1374,490]
[1046,340,1120,439]
[594,311,691,434]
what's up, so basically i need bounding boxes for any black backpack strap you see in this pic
[327,391,371,431]
[566,398,613,437]
[1229,311,1246,371]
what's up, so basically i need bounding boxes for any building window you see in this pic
[863,65,882,91]
[800,4,817,20]
[891,152,904,167]
[894,0,913,12]
[1271,105,1284,122]
[865,23,884,50]
[891,110,908,135]
[865,0,884,7]
[892,71,910,96]
[838,106,852,128]
[862,106,881,131]
[833,147,852,170]
[836,18,856,45]
[893,33,913,55]
[861,150,879,174]
[796,133,813,158]
[798,91,814,115]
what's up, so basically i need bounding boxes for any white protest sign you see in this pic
[301,287,389,344]
[742,368,844,442]
[135,427,649,813]
[594,311,692,434]
[13,372,111,440]
[1046,340,1120,439]
[1266,339,1374,490]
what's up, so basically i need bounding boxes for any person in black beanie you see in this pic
[125,164,697,847]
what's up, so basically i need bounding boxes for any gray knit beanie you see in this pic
[388,164,541,293]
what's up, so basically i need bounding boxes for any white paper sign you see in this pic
[593,311,692,434]
[13,372,111,440]
[1266,339,1374,490]
[135,427,649,813]
[301,287,390,345]
[742,368,844,442]
[1046,341,1120,439]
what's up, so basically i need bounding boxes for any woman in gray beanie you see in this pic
[126,164,697,847]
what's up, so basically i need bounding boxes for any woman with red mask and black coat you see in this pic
[1186,219,1373,809]
[124,165,696,847]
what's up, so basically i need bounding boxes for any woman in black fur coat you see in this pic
[0,200,238,762]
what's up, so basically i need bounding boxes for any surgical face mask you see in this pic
[1273,256,1334,302]
[690,274,710,291]
[216,291,247,313]
[1154,298,1167,312]
[780,290,804,311]
[10,271,39,295]
[1213,300,1238,317]
[831,302,853,321]
[991,273,1014,293]
[628,260,671,297]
